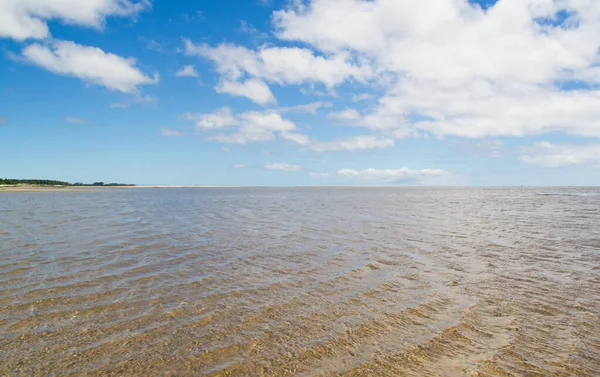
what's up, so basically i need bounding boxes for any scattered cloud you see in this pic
[110,102,129,109]
[336,167,449,184]
[239,20,268,40]
[160,128,184,137]
[184,39,371,103]
[300,86,327,97]
[307,166,451,184]
[182,107,297,144]
[352,93,373,102]
[181,106,395,152]
[140,37,165,54]
[281,131,312,146]
[22,40,158,93]
[64,116,89,124]
[0,0,150,41]
[277,101,331,114]
[176,65,199,77]
[265,162,301,171]
[328,108,361,122]
[249,0,600,139]
[520,141,600,167]
[216,78,276,105]
[310,135,394,152]
[233,164,245,169]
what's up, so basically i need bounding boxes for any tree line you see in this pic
[0,178,134,186]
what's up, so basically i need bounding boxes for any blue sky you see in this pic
[1,0,600,186]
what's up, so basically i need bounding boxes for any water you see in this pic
[1,187,599,376]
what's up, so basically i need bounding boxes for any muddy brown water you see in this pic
[1,187,599,376]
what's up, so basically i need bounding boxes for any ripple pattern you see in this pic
[1,187,599,376]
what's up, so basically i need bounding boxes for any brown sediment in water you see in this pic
[0,187,599,376]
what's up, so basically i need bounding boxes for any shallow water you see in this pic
[1,187,599,376]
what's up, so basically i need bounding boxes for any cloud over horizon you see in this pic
[4,0,600,185]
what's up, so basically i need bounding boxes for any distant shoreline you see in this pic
[0,185,227,192]
[0,185,138,192]
[2,185,599,192]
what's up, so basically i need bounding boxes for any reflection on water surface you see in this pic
[1,188,599,376]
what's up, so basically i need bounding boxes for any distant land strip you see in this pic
[0,178,134,187]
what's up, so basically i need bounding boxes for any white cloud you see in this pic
[310,172,331,178]
[181,107,239,130]
[310,135,394,152]
[336,167,448,183]
[160,128,184,137]
[184,38,372,103]
[181,106,396,151]
[352,93,373,102]
[233,164,245,168]
[520,141,600,167]
[0,0,149,41]
[281,131,312,145]
[176,65,199,77]
[277,101,332,114]
[265,162,301,171]
[65,116,88,124]
[185,40,371,86]
[22,40,158,93]
[216,78,276,105]
[358,83,600,138]
[182,107,297,144]
[328,108,361,122]
[268,0,600,139]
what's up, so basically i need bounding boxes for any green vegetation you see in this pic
[0,178,135,187]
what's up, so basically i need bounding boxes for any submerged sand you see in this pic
[1,187,599,376]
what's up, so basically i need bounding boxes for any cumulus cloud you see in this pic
[22,40,158,93]
[160,128,184,137]
[520,141,600,167]
[184,38,371,103]
[180,106,398,151]
[265,162,301,171]
[310,135,394,152]
[0,0,149,41]
[216,78,276,105]
[181,107,299,144]
[257,0,600,139]
[328,108,361,122]
[281,131,312,146]
[185,40,371,86]
[175,65,199,77]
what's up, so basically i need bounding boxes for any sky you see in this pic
[1,0,600,186]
